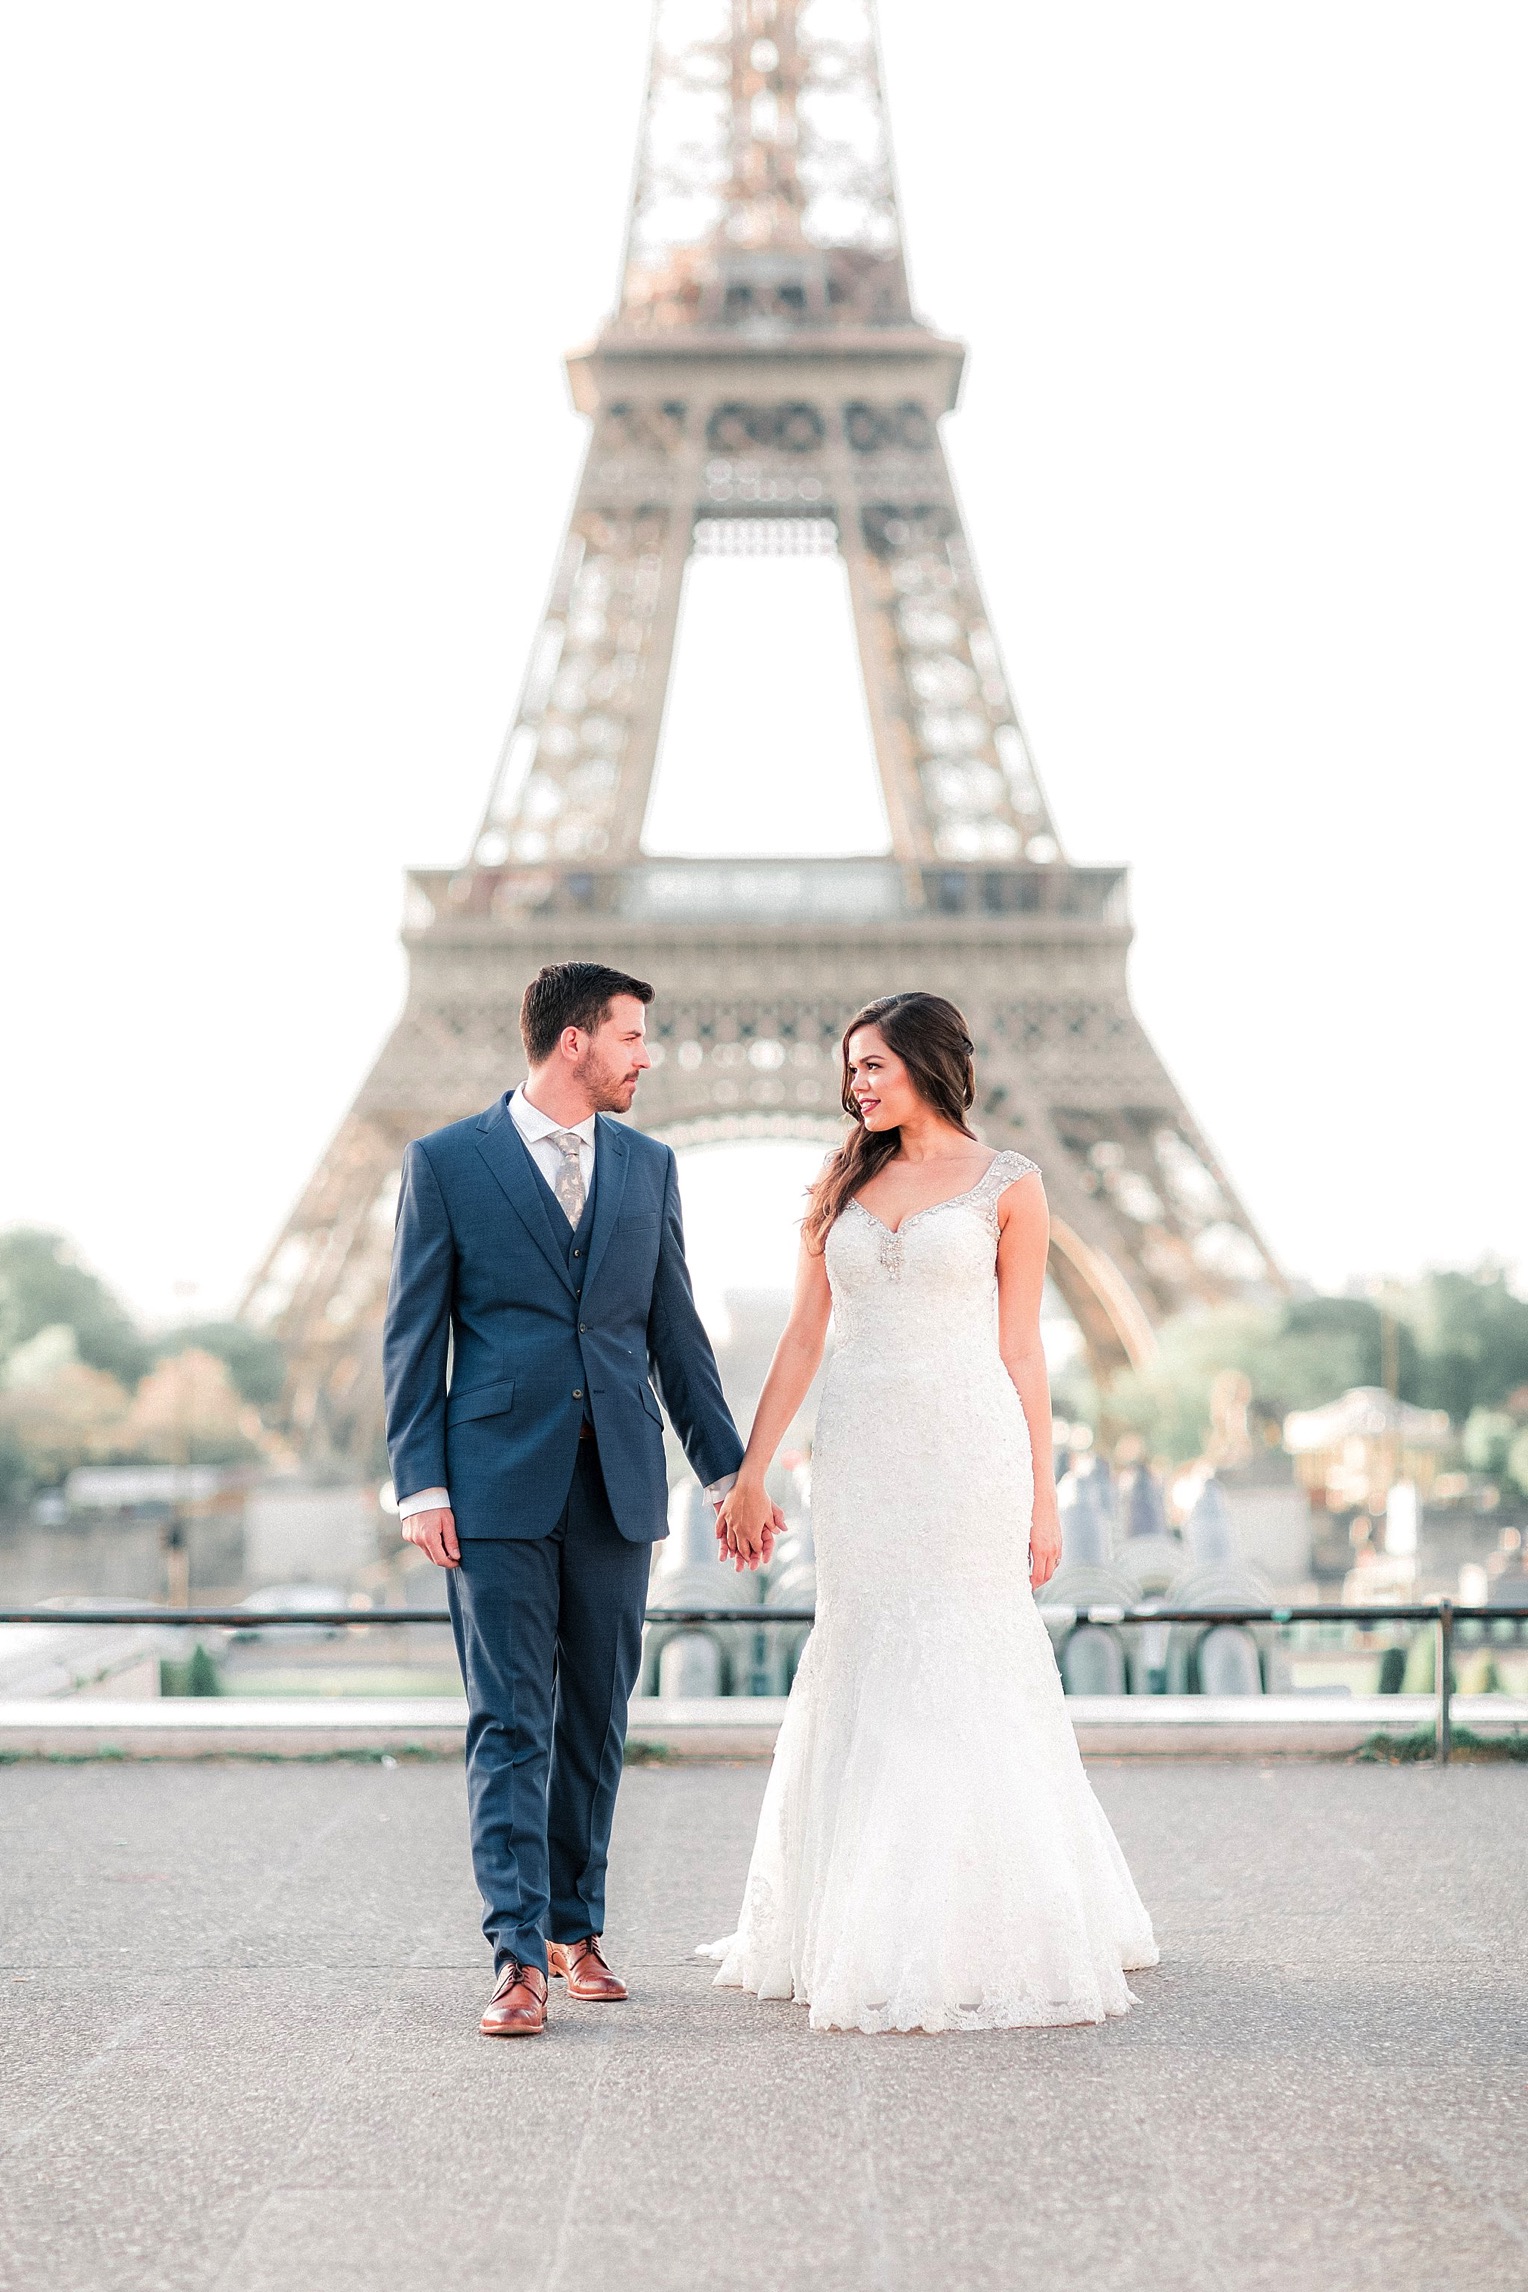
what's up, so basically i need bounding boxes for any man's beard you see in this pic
[577,1049,641,1114]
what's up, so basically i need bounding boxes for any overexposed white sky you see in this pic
[645,552,889,855]
[2,1,1525,1326]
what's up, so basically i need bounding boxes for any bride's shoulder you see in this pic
[980,1152,1042,1243]
[980,1148,1040,1189]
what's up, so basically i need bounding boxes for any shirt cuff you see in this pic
[703,1472,738,1505]
[397,1487,451,1520]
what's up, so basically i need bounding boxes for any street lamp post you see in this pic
[163,1280,198,1609]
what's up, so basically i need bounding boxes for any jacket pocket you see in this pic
[638,1381,663,1426]
[446,1377,516,1426]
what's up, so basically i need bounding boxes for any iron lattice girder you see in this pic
[474,326,1059,877]
[620,0,914,333]
[242,0,1279,1466]
[244,859,1279,1468]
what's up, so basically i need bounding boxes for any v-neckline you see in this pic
[849,1155,1002,1238]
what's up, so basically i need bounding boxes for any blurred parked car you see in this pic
[230,1585,353,1642]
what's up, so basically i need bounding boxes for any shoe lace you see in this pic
[496,1959,545,2001]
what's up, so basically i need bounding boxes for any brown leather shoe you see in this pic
[548,1936,627,2001]
[480,1959,548,2037]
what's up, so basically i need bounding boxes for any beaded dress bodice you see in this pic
[827,1149,1038,1332]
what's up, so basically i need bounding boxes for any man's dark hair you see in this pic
[519,962,655,1066]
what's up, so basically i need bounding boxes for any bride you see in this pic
[705,991,1158,2034]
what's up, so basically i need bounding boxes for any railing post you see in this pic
[1435,1599,1454,1764]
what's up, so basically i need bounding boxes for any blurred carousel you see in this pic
[1042,1446,1281,1696]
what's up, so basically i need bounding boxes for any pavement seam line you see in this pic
[533,2018,620,2292]
[0,2012,148,2161]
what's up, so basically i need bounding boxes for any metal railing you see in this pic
[4,1600,1526,1765]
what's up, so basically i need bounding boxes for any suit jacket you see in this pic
[382,1095,743,1542]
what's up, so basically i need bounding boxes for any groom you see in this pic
[383,961,770,2036]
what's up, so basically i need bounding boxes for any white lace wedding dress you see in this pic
[701,1152,1158,2034]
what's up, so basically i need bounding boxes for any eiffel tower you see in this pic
[244,0,1277,1470]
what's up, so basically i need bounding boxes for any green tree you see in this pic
[186,1643,222,1696]
[1271,1295,1423,1402]
[161,1642,224,1697]
[1098,1305,1279,1462]
[1400,1267,1528,1421]
[0,1361,132,1493]
[122,1350,260,1467]
[0,1429,30,1508]
[150,1321,285,1408]
[1071,1269,1528,1467]
[1095,1300,1398,1463]
[0,1230,149,1388]
[1462,1410,1516,1478]
[1506,1428,1528,1499]
[1242,1298,1404,1418]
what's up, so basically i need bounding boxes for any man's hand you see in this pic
[714,1485,786,1573]
[714,1501,781,1572]
[719,1503,788,1572]
[403,1506,461,1570]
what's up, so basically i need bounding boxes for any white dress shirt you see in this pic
[397,1090,735,1520]
[506,1085,597,1201]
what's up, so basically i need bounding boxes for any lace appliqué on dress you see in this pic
[701,1144,1160,2035]
[848,1150,1038,1281]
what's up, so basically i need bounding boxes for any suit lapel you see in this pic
[581,1117,629,1295]
[472,1097,576,1295]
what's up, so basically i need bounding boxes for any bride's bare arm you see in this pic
[717,1233,832,1565]
[995,1174,1062,1589]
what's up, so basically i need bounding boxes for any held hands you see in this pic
[713,1477,785,1573]
[403,1506,460,1570]
[1029,1487,1062,1592]
[404,1488,786,1576]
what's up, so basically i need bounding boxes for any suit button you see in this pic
[572,1248,582,1257]
[579,1322,586,1332]
[572,1389,583,1400]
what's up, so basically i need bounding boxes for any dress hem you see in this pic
[698,1940,1161,2035]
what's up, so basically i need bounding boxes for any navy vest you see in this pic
[524,1149,597,1262]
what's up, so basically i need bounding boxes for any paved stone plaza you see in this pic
[1,1758,1524,2291]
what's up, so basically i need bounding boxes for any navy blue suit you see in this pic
[382,1093,742,1971]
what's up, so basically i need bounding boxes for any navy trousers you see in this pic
[446,1436,651,1975]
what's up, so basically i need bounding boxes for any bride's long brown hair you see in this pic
[803,993,978,1248]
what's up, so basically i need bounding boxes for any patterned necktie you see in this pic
[549,1131,587,1227]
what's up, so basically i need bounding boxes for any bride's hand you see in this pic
[718,1477,773,1572]
[710,1494,786,1571]
[1029,1489,1062,1592]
